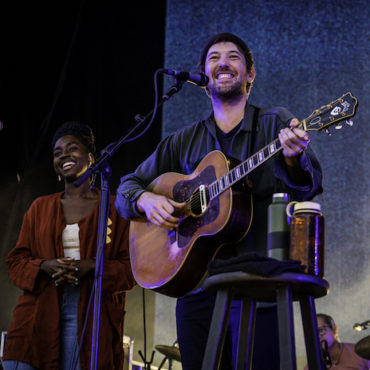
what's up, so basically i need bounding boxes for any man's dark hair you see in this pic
[198,32,254,73]
[52,121,96,157]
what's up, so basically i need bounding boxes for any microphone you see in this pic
[160,69,209,87]
[353,320,370,332]
[321,340,332,368]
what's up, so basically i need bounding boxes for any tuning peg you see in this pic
[345,119,354,126]
[335,123,342,130]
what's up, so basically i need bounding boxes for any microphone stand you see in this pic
[73,79,184,370]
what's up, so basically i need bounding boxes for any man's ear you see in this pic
[247,66,256,83]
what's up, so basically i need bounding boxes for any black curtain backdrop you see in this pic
[0,1,166,329]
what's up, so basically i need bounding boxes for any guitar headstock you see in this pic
[301,92,358,133]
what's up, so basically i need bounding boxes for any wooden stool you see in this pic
[200,271,329,370]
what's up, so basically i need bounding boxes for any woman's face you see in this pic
[53,135,92,181]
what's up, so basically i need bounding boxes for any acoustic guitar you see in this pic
[129,92,358,297]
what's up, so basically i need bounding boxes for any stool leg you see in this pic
[299,295,324,370]
[276,285,297,370]
[236,297,256,370]
[201,288,233,370]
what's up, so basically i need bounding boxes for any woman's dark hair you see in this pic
[198,32,254,74]
[52,121,96,157]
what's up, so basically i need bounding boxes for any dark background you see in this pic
[0,0,166,331]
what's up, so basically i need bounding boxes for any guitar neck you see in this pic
[208,92,358,200]
[209,137,282,200]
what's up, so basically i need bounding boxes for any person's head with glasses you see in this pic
[317,313,340,347]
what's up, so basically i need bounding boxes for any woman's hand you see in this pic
[56,258,95,285]
[40,257,73,286]
[41,257,95,286]
[68,259,96,283]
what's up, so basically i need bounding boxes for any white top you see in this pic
[62,223,80,260]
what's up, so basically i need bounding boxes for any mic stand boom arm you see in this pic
[74,79,184,188]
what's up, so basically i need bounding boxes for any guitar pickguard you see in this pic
[172,165,219,248]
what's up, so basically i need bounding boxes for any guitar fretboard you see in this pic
[207,92,357,200]
[209,138,282,199]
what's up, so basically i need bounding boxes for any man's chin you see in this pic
[211,87,244,101]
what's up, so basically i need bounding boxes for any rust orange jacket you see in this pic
[4,192,135,369]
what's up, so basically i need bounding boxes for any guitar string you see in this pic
[185,95,353,210]
[208,97,348,199]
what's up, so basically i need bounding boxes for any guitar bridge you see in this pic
[199,185,207,213]
[189,185,210,216]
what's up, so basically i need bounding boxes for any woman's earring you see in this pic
[88,153,94,167]
[57,174,62,182]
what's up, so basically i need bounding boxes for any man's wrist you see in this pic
[284,155,300,168]
[136,192,148,214]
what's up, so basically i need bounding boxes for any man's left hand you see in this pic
[279,118,310,158]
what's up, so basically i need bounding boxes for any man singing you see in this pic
[115,32,323,369]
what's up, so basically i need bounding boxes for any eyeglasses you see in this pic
[318,325,331,334]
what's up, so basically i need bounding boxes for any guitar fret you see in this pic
[186,95,357,215]
[258,151,264,162]
[253,155,258,166]
[218,178,223,191]
[210,139,283,200]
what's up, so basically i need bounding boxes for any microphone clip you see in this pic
[159,68,209,87]
[353,320,370,332]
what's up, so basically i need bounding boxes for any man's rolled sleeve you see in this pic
[274,149,323,201]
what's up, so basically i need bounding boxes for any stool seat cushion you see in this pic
[208,252,306,277]
[202,271,329,301]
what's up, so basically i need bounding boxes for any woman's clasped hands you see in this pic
[41,257,95,286]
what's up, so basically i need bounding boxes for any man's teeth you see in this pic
[218,73,233,79]
[63,162,75,169]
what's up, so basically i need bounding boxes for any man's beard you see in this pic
[209,80,245,102]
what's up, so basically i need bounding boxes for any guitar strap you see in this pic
[248,106,260,158]
[245,106,260,189]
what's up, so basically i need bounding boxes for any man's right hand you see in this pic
[137,192,186,230]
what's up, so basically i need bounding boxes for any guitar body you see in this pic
[129,151,253,297]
